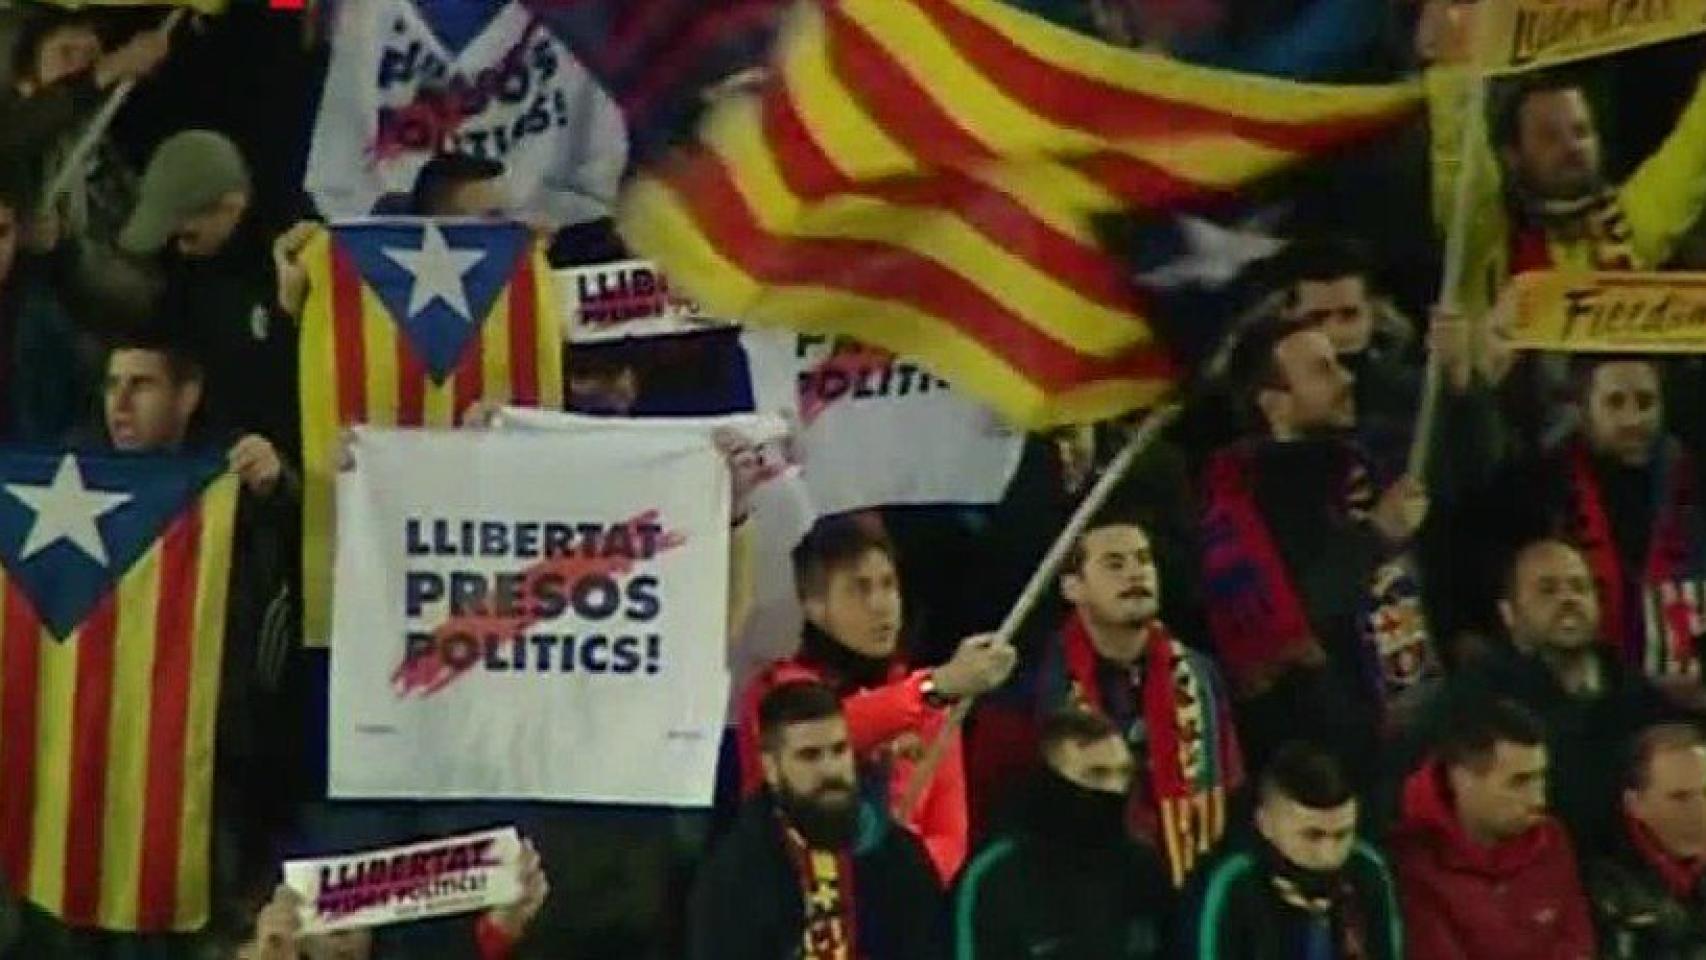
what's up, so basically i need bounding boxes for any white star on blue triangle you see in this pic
[336,220,534,383]
[0,450,225,639]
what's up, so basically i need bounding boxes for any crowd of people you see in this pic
[2,0,1706,958]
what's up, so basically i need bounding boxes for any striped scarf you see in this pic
[1568,440,1706,678]
[1057,614,1238,886]
[1510,188,1640,273]
[780,821,859,960]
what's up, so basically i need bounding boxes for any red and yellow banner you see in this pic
[298,225,564,646]
[619,0,1421,428]
[0,470,236,932]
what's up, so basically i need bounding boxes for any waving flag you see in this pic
[0,450,237,932]
[619,0,1423,427]
[299,220,563,646]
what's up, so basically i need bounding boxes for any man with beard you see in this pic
[1401,539,1676,848]
[1423,19,1706,311]
[1392,699,1595,960]
[1590,724,1706,959]
[954,709,1172,958]
[1202,316,1427,787]
[694,680,946,960]
[1458,358,1706,687]
[1041,512,1243,887]
[1182,742,1402,960]
[737,517,1017,882]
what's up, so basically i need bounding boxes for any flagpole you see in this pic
[898,401,1183,819]
[38,8,188,214]
[1407,5,1492,485]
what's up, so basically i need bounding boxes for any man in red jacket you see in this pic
[737,517,1016,882]
[1392,698,1595,960]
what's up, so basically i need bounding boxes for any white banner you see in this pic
[305,0,627,227]
[329,427,730,803]
[558,259,734,344]
[743,331,1025,515]
[497,409,817,705]
[284,828,523,935]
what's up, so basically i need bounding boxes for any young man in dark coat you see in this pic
[691,680,946,960]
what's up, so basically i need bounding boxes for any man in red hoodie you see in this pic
[1392,698,1595,960]
[737,517,1017,882]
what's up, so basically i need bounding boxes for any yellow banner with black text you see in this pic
[1477,0,1706,73]
[1509,270,1706,352]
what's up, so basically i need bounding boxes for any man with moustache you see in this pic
[1040,511,1243,887]
[1590,724,1706,959]
[1203,316,1428,784]
[1392,699,1595,960]
[694,681,946,960]
[737,518,1016,882]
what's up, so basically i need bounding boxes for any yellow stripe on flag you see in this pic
[535,256,566,403]
[29,620,77,908]
[96,542,164,929]
[483,293,513,404]
[299,230,340,649]
[361,287,402,426]
[175,473,237,930]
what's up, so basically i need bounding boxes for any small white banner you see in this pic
[329,426,731,803]
[558,259,733,343]
[284,827,524,935]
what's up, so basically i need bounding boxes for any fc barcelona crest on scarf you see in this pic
[1361,557,1438,699]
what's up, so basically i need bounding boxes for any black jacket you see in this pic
[1181,839,1403,960]
[1589,821,1706,960]
[953,774,1172,959]
[690,793,947,960]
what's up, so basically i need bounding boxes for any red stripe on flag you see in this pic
[663,148,1178,392]
[330,242,368,426]
[1069,152,1229,210]
[397,337,427,425]
[453,324,486,420]
[772,35,1144,315]
[61,594,119,926]
[0,582,40,888]
[508,255,541,406]
[136,510,199,930]
[912,0,1397,155]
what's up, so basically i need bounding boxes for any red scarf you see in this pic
[1509,190,1639,273]
[1061,614,1238,886]
[1200,446,1333,696]
[1626,810,1706,901]
[780,820,859,960]
[1567,441,1703,676]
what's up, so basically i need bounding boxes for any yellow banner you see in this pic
[1509,270,1706,352]
[1476,0,1706,74]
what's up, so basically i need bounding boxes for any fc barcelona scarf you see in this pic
[1568,441,1706,678]
[1199,444,1337,697]
[780,821,859,960]
[1058,614,1241,887]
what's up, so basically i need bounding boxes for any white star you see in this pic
[5,455,132,567]
[1138,214,1289,290]
[382,223,486,321]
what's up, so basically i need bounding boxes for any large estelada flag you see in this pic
[0,450,237,932]
[619,0,1424,428]
[298,220,564,646]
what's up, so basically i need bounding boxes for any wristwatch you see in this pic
[920,672,956,709]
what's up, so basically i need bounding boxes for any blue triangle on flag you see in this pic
[0,450,225,640]
[335,220,533,383]
[404,0,505,57]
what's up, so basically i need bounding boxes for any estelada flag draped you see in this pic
[0,450,237,932]
[299,221,564,646]
[618,0,1423,428]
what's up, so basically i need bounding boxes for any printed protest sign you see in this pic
[1508,270,1706,352]
[329,427,730,803]
[1475,0,1706,74]
[306,0,626,226]
[743,330,1024,516]
[284,828,523,935]
[559,259,733,344]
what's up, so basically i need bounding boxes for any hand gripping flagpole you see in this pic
[1407,4,1493,486]
[38,8,189,213]
[898,401,1184,819]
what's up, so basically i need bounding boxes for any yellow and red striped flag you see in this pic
[619,0,1423,428]
[0,451,237,932]
[298,221,564,646]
